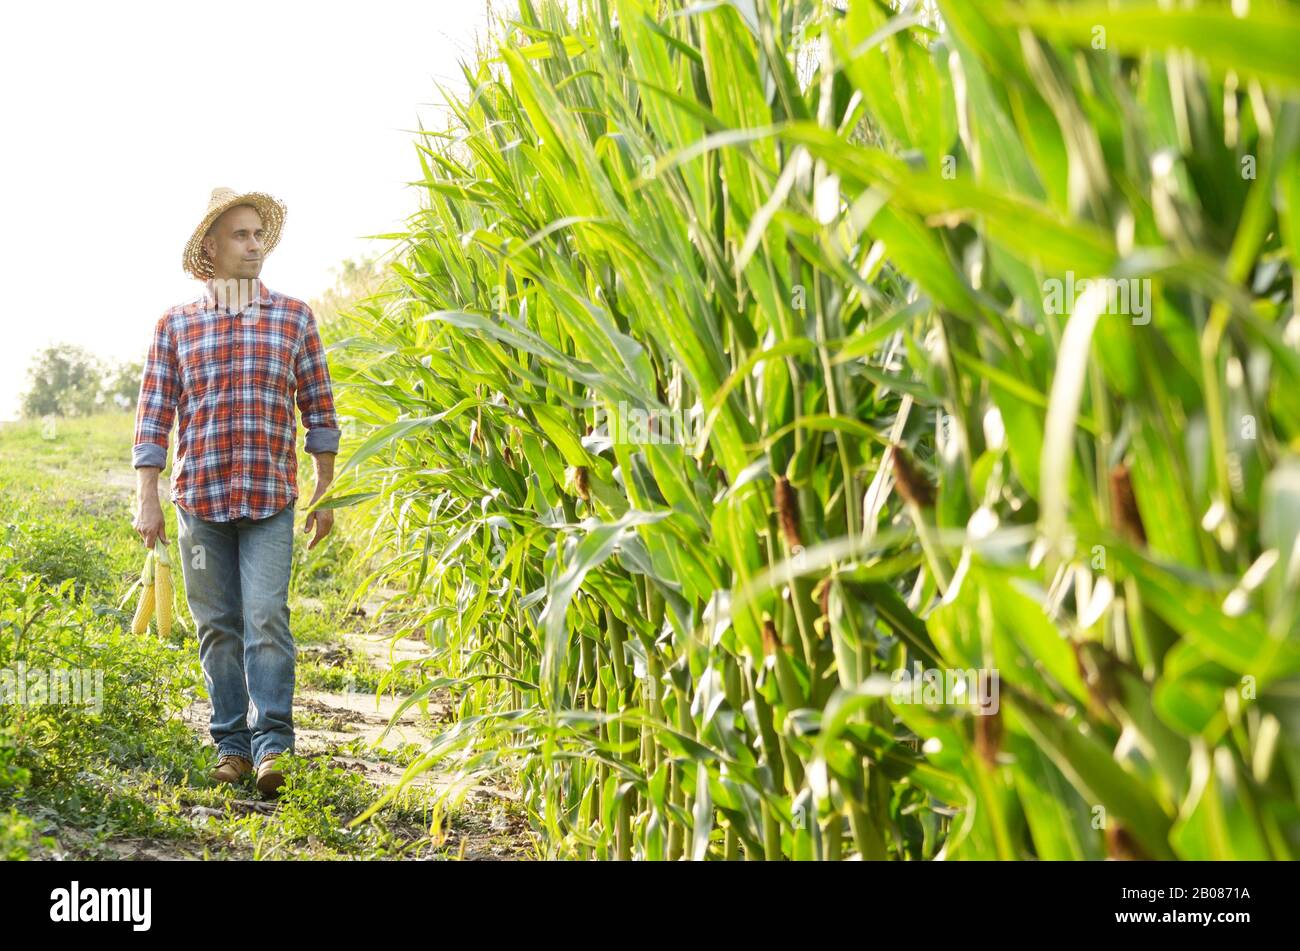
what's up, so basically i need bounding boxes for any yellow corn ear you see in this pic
[131,584,155,633]
[131,551,155,634]
[153,540,173,638]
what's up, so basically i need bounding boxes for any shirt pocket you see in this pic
[267,349,293,389]
[176,337,217,396]
[250,328,293,395]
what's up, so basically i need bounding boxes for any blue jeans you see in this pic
[175,499,296,769]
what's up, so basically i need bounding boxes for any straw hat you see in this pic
[182,187,287,280]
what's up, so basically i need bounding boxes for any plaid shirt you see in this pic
[133,277,341,522]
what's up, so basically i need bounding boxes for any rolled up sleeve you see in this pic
[295,307,340,454]
[133,313,180,469]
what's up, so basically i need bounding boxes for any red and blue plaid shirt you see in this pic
[133,277,341,522]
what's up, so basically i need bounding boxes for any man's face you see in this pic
[202,204,265,281]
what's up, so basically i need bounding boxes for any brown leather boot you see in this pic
[211,754,253,785]
[256,752,287,798]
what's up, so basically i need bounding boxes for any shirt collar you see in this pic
[202,276,274,312]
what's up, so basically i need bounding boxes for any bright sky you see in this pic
[0,0,493,421]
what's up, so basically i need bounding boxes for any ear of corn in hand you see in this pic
[131,550,155,634]
[153,539,173,638]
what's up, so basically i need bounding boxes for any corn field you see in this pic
[325,0,1300,860]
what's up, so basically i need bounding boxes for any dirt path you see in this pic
[55,620,531,861]
[180,631,517,803]
[173,614,529,859]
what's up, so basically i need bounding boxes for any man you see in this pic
[131,187,341,799]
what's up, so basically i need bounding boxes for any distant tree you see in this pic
[311,255,392,330]
[19,344,106,418]
[105,358,144,411]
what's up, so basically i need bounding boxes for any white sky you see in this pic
[0,0,494,421]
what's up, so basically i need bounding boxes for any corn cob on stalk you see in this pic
[130,550,155,634]
[153,538,173,638]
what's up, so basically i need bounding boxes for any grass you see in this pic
[0,411,532,860]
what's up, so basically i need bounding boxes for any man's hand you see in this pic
[134,466,168,547]
[303,505,334,550]
[303,451,337,550]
